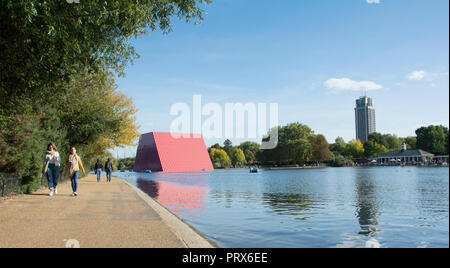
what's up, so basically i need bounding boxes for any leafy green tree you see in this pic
[367,133,402,151]
[260,123,315,165]
[330,155,354,167]
[367,133,386,147]
[231,148,246,167]
[416,125,449,155]
[329,137,347,156]
[209,148,231,169]
[344,139,365,159]
[1,0,210,107]
[238,142,260,165]
[117,157,135,171]
[1,0,209,192]
[383,134,402,150]
[364,140,388,158]
[223,139,233,157]
[403,136,417,150]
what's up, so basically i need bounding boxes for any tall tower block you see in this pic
[355,96,376,143]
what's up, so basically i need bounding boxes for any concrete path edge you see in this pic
[121,179,216,248]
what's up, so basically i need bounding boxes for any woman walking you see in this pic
[94,159,103,182]
[43,143,61,197]
[66,146,85,196]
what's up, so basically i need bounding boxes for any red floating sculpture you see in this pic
[134,132,214,173]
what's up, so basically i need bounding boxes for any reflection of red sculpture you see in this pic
[133,132,214,172]
[137,179,208,217]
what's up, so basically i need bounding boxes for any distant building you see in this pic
[375,143,434,164]
[133,132,214,172]
[355,96,376,143]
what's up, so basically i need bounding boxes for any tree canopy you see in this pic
[1,0,210,105]
[209,148,231,169]
[0,0,210,192]
[416,125,449,155]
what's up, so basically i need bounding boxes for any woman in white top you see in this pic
[44,143,61,196]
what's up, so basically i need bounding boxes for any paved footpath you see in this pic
[0,174,212,248]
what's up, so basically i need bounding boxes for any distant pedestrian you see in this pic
[105,158,113,182]
[66,147,85,196]
[94,159,103,182]
[43,143,61,197]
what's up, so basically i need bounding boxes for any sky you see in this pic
[113,0,449,158]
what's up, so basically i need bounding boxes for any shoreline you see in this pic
[119,178,217,248]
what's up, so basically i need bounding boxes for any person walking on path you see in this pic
[94,159,103,182]
[66,147,85,196]
[105,158,113,182]
[43,143,61,197]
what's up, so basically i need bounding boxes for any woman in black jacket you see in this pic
[94,159,103,182]
[105,158,113,182]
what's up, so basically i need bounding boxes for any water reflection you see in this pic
[116,167,449,248]
[137,177,208,219]
[262,193,318,219]
[354,168,379,236]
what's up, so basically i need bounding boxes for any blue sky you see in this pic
[114,0,449,157]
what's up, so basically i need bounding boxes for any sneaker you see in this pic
[54,188,58,195]
[71,192,75,197]
[49,191,54,197]
[74,192,78,196]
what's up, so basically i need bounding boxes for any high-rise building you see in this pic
[355,96,376,143]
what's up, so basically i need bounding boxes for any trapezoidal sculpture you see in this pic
[133,132,214,172]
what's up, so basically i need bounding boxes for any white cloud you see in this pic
[366,0,381,4]
[407,70,449,82]
[324,78,383,92]
[408,70,426,81]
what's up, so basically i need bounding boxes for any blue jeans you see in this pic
[47,164,59,190]
[96,169,102,182]
[106,171,112,182]
[71,171,80,193]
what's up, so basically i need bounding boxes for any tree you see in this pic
[329,137,347,156]
[330,155,354,167]
[367,133,386,147]
[383,134,402,150]
[260,123,315,165]
[231,148,246,167]
[367,133,402,150]
[1,0,210,107]
[0,0,209,192]
[209,148,231,169]
[344,139,365,159]
[238,142,260,165]
[312,135,331,162]
[404,136,417,150]
[223,139,233,157]
[416,125,449,155]
[364,140,388,158]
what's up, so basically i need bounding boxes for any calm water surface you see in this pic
[114,167,449,248]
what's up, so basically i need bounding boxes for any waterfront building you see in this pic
[375,143,434,164]
[355,96,376,143]
[434,155,449,163]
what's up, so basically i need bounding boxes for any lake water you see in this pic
[114,167,449,248]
